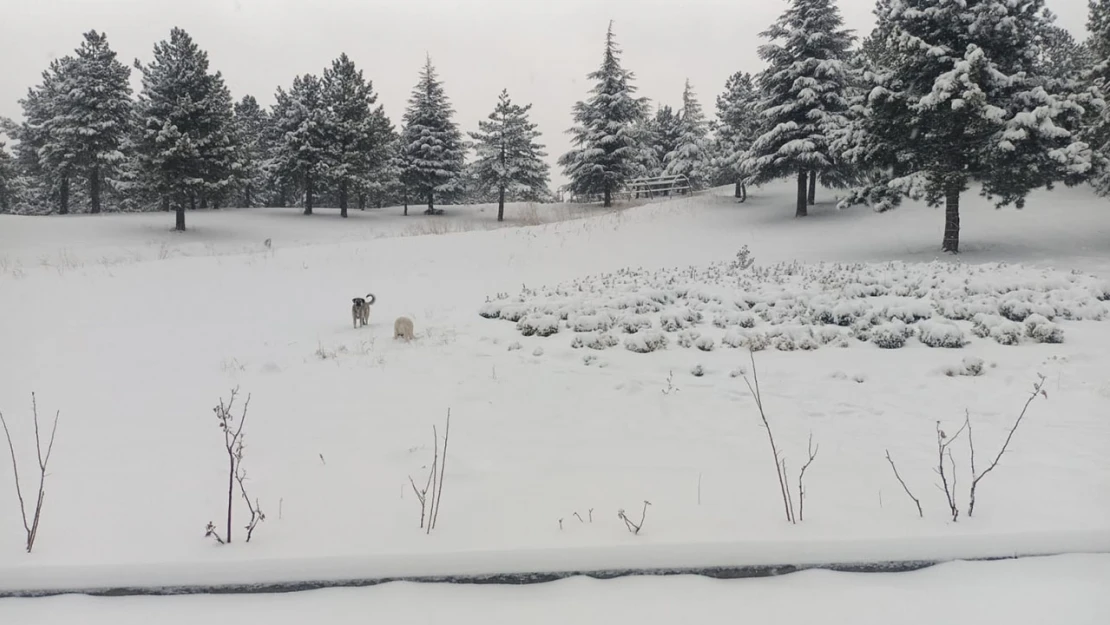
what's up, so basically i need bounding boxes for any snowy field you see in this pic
[0,181,1109,591]
[1,554,1108,624]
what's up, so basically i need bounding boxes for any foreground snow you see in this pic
[1,554,1107,624]
[0,181,1108,586]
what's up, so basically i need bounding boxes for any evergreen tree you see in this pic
[272,74,332,214]
[840,0,1093,253]
[743,0,855,216]
[0,130,16,213]
[468,89,551,221]
[48,31,133,214]
[323,53,379,218]
[559,21,650,207]
[712,71,761,200]
[645,105,682,176]
[133,28,237,230]
[363,106,399,209]
[664,79,711,189]
[231,95,271,208]
[1088,0,1110,196]
[400,56,465,214]
[16,57,78,214]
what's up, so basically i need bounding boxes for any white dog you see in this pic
[393,316,415,341]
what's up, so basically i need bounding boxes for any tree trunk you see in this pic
[58,174,70,215]
[244,183,253,209]
[403,187,408,216]
[340,179,348,218]
[175,198,186,231]
[190,194,196,211]
[89,165,101,214]
[426,192,434,214]
[200,195,209,209]
[161,195,170,212]
[304,176,314,215]
[943,181,961,254]
[358,192,365,210]
[603,185,612,208]
[808,170,817,205]
[497,185,506,222]
[735,180,747,203]
[734,180,742,198]
[795,172,807,217]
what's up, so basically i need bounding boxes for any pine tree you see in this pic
[362,104,397,210]
[0,130,16,213]
[15,57,78,214]
[743,0,855,216]
[646,105,682,177]
[559,22,650,207]
[712,72,761,200]
[323,53,379,218]
[468,89,551,221]
[663,79,711,189]
[272,74,332,215]
[1087,0,1110,196]
[47,31,133,214]
[400,56,465,214]
[231,95,271,208]
[840,0,1093,253]
[133,28,237,230]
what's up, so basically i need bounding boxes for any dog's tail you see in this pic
[366,293,376,305]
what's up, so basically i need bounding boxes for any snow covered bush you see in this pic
[624,330,669,353]
[480,259,1108,353]
[944,356,985,377]
[1025,314,1064,344]
[676,330,701,348]
[571,332,621,350]
[508,341,523,352]
[695,336,716,352]
[871,321,911,349]
[517,315,560,337]
[690,364,705,377]
[917,319,968,349]
[532,347,544,357]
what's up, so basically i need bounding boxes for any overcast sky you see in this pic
[0,0,1093,187]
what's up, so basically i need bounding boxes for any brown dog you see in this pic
[351,293,376,328]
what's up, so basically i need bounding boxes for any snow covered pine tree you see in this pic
[840,0,1094,253]
[663,79,711,190]
[323,53,380,218]
[400,56,465,215]
[272,74,331,215]
[744,0,855,217]
[133,28,236,230]
[469,89,551,222]
[712,72,761,201]
[559,21,650,207]
[231,95,271,208]
[47,31,132,214]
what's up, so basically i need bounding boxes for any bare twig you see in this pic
[431,408,451,530]
[967,375,1047,518]
[573,512,584,523]
[0,394,61,553]
[884,450,923,518]
[797,432,819,522]
[426,424,439,536]
[742,350,793,523]
[618,500,652,535]
[935,419,966,522]
[208,388,263,544]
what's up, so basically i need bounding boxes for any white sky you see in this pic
[0,0,1093,187]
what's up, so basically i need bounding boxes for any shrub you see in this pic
[517,315,561,337]
[871,321,910,349]
[624,330,669,353]
[695,336,716,352]
[917,319,968,348]
[618,315,653,334]
[659,311,689,332]
[1025,314,1064,344]
[676,330,701,348]
[691,364,705,377]
[944,356,985,377]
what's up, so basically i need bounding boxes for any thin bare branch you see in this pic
[742,350,793,523]
[884,450,923,518]
[0,410,31,538]
[967,375,1047,518]
[797,432,819,522]
[431,408,451,530]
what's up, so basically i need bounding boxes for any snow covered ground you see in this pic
[1,554,1108,624]
[0,181,1108,591]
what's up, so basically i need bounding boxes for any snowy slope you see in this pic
[0,181,1108,586]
